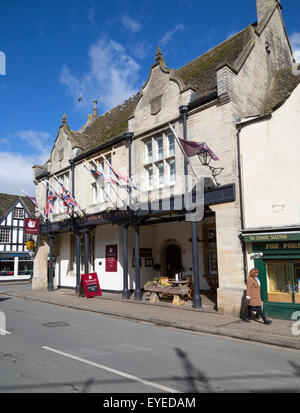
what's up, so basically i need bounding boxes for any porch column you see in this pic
[48,233,55,291]
[84,230,89,274]
[122,225,130,299]
[75,232,81,294]
[134,223,142,300]
[191,222,202,308]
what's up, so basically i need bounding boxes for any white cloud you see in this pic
[121,15,141,33]
[15,130,51,159]
[60,38,141,112]
[290,32,300,63]
[160,24,185,47]
[0,152,37,195]
[0,130,51,196]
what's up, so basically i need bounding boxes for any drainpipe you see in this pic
[69,160,75,219]
[236,125,248,284]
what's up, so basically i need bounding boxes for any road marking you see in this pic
[0,328,11,335]
[42,346,180,393]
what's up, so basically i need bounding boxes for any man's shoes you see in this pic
[242,319,251,323]
[264,320,272,325]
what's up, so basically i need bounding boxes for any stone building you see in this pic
[32,0,296,316]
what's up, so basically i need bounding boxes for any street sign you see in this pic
[79,273,102,298]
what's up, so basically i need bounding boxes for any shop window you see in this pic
[18,260,33,275]
[266,260,300,304]
[0,259,14,275]
[294,263,300,304]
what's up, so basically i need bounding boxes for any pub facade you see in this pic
[32,0,296,317]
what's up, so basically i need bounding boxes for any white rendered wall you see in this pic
[240,84,300,229]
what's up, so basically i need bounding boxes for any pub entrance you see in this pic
[165,244,182,278]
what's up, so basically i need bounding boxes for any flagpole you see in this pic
[52,174,83,213]
[41,180,73,218]
[98,155,128,207]
[83,160,115,207]
[169,123,200,183]
[22,189,46,220]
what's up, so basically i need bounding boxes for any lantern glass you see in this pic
[198,150,211,166]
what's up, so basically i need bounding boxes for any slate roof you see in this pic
[82,94,140,152]
[264,65,300,113]
[176,26,254,99]
[0,193,35,221]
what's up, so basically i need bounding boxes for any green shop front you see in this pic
[243,231,300,320]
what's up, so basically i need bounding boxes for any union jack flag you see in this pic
[61,185,79,209]
[91,169,106,182]
[106,164,139,190]
[44,191,57,215]
[55,179,80,213]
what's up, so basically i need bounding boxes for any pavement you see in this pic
[1,283,300,351]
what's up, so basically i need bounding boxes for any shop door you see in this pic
[165,244,182,278]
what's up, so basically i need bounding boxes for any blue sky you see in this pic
[0,0,299,195]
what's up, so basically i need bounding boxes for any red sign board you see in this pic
[79,273,102,298]
[106,245,118,272]
[25,218,39,235]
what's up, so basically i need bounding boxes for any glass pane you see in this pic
[146,142,152,163]
[158,162,164,185]
[168,135,175,156]
[169,159,175,184]
[294,263,300,303]
[157,138,163,160]
[266,260,293,303]
[147,166,153,188]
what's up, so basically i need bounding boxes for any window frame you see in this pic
[0,228,11,244]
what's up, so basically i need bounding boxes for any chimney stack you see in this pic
[93,99,98,119]
[256,0,280,23]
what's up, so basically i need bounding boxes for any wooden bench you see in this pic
[144,284,189,306]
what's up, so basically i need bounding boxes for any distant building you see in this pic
[0,194,35,281]
[32,0,299,317]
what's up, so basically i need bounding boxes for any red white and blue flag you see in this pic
[61,185,80,210]
[91,167,123,188]
[44,191,57,215]
[106,164,139,190]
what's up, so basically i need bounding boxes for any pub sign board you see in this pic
[25,218,39,235]
[106,245,118,272]
[79,273,102,298]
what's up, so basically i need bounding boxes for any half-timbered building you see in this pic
[0,194,35,281]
